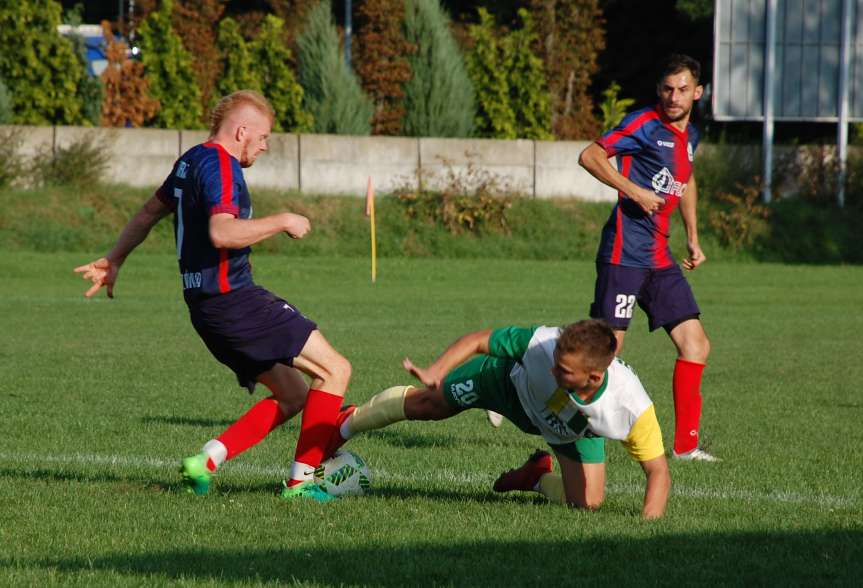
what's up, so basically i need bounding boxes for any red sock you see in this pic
[216,396,288,462]
[287,388,342,486]
[673,358,705,455]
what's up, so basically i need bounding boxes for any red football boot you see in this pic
[493,450,553,492]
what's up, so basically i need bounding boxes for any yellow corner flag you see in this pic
[365,176,377,283]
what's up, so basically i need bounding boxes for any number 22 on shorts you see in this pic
[614,294,635,319]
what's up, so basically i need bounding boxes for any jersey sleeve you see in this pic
[154,171,177,212]
[488,326,536,360]
[620,404,665,462]
[596,109,650,157]
[199,150,240,217]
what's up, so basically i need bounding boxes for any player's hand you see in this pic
[631,187,665,215]
[282,213,311,239]
[402,358,442,392]
[682,242,706,270]
[74,257,120,298]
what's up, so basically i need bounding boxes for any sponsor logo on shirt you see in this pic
[651,167,686,197]
[182,271,202,290]
[176,160,189,179]
[656,140,675,148]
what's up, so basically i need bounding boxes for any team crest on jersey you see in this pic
[687,142,694,162]
[651,167,686,197]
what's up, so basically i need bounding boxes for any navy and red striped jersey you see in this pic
[156,142,254,304]
[595,105,700,269]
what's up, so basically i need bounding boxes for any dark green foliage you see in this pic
[402,0,475,138]
[466,8,515,139]
[137,0,204,129]
[506,9,552,140]
[251,14,313,132]
[216,17,262,97]
[0,0,83,125]
[296,1,372,135]
[599,82,635,132]
[0,77,12,124]
[466,9,551,139]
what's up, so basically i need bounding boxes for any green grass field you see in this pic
[2,252,862,586]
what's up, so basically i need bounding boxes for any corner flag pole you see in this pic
[365,176,377,283]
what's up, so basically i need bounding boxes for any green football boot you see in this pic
[279,480,337,503]
[180,453,212,496]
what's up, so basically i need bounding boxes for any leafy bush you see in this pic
[599,82,634,132]
[137,0,204,129]
[707,182,770,251]
[252,14,313,132]
[100,21,160,127]
[30,133,110,188]
[395,155,514,234]
[0,0,83,125]
[216,17,261,97]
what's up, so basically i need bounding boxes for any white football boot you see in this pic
[672,447,721,462]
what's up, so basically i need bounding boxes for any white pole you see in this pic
[837,0,852,208]
[762,0,778,203]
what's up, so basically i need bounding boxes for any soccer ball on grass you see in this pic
[314,450,371,497]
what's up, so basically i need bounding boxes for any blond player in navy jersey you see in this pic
[327,320,671,519]
[75,91,350,502]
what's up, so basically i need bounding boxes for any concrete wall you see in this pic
[0,125,625,201]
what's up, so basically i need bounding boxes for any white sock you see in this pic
[202,439,227,470]
[289,460,314,483]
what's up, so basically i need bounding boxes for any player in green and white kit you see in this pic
[330,319,671,518]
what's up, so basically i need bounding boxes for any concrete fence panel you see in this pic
[535,140,618,201]
[2,125,54,158]
[419,138,534,195]
[300,134,419,195]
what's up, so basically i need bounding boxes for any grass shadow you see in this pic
[7,531,862,585]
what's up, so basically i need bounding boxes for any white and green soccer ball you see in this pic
[314,450,371,497]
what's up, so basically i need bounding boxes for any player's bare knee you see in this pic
[322,354,352,392]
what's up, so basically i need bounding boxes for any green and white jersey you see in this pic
[489,326,664,461]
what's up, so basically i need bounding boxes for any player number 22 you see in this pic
[614,294,635,319]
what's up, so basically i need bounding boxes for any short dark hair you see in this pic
[556,319,617,371]
[659,54,701,84]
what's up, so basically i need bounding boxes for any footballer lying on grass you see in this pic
[330,319,671,519]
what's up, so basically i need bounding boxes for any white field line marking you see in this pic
[0,451,858,509]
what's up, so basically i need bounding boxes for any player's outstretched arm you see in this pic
[578,143,665,215]
[209,212,310,249]
[403,329,492,391]
[640,455,671,519]
[74,194,171,298]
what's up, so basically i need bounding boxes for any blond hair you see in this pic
[556,319,617,371]
[209,90,275,135]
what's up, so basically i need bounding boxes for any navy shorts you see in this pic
[589,263,700,332]
[188,285,317,392]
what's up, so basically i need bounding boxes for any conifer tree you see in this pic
[402,0,475,138]
[137,0,204,129]
[216,17,262,97]
[250,14,312,132]
[296,1,372,135]
[0,0,83,125]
